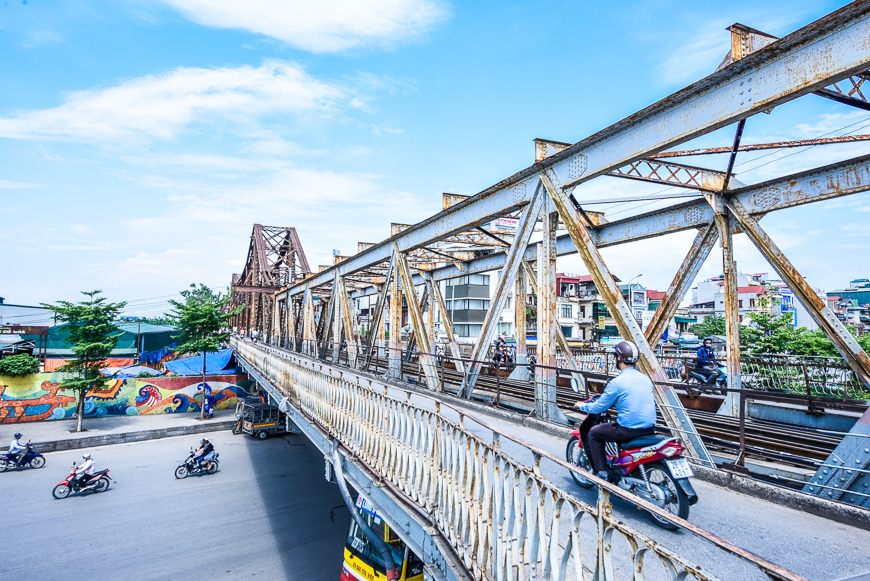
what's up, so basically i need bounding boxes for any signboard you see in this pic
[495,217,519,230]
[355,494,379,517]
[0,325,49,335]
[598,316,605,330]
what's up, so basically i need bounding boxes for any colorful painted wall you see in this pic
[0,373,250,424]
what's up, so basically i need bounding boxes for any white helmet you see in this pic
[82,453,91,460]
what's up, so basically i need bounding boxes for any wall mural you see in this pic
[0,373,250,424]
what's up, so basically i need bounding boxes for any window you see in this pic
[498,322,512,335]
[579,306,586,318]
[561,326,573,338]
[450,299,490,310]
[635,310,643,321]
[455,324,481,338]
[749,298,756,308]
[561,304,572,318]
[738,300,743,308]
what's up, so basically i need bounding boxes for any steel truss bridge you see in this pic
[228,4,870,579]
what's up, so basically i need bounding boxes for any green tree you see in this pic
[689,314,758,346]
[167,284,243,419]
[0,353,40,377]
[41,290,126,432]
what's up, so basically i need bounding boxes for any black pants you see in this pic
[580,422,655,473]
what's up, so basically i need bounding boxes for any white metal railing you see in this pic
[234,338,803,581]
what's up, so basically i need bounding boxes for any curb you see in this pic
[691,464,870,531]
[19,420,236,454]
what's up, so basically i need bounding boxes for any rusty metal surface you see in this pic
[609,159,742,190]
[268,5,870,302]
[395,246,440,389]
[542,168,714,465]
[645,223,719,345]
[726,197,870,388]
[656,134,870,157]
[460,181,544,398]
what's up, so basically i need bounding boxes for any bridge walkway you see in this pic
[235,338,870,581]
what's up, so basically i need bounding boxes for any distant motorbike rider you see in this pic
[696,338,718,384]
[573,341,657,480]
[8,433,26,466]
[75,453,95,488]
[193,438,215,468]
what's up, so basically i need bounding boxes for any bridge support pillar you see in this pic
[509,265,529,381]
[388,250,403,380]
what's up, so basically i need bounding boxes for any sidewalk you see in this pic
[0,409,236,453]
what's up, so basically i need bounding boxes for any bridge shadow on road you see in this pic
[238,431,351,581]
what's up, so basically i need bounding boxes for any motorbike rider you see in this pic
[193,438,215,469]
[75,453,95,488]
[696,337,718,384]
[8,433,26,466]
[573,340,657,481]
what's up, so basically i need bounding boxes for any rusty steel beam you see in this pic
[713,208,743,417]
[645,223,719,346]
[302,286,315,356]
[431,276,464,377]
[363,254,395,372]
[609,159,744,191]
[388,250,403,380]
[542,168,714,465]
[342,152,870,306]
[725,196,870,387]
[276,5,870,302]
[655,134,870,157]
[395,247,440,389]
[510,265,529,381]
[338,278,360,365]
[460,181,545,399]
[522,260,586,392]
[536,194,562,421]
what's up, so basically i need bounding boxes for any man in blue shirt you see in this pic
[574,340,657,479]
[695,337,718,384]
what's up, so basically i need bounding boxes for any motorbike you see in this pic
[175,448,219,479]
[0,441,45,471]
[684,358,727,388]
[565,393,698,530]
[52,463,111,499]
[491,343,515,372]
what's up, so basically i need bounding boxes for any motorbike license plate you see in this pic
[666,458,694,479]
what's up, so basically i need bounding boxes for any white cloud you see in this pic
[0,179,41,189]
[157,0,449,53]
[0,61,352,142]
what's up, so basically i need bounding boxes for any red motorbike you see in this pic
[52,463,111,499]
[566,394,698,529]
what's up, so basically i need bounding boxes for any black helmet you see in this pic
[613,340,640,364]
[14,433,22,439]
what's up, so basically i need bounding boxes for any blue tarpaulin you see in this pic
[164,348,234,376]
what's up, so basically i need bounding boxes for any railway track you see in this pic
[358,356,843,472]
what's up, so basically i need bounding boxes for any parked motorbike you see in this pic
[0,441,45,471]
[684,358,727,388]
[175,448,219,479]
[491,343,515,372]
[565,393,698,530]
[52,463,111,499]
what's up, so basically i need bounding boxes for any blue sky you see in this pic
[0,0,867,319]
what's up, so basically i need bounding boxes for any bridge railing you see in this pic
[234,337,804,581]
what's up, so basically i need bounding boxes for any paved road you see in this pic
[0,432,351,581]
